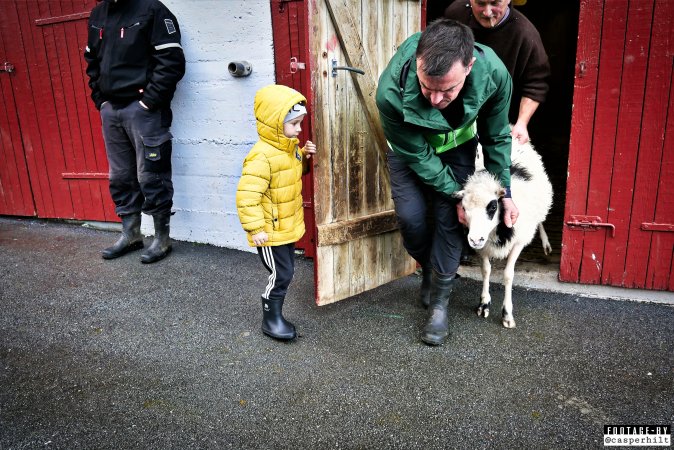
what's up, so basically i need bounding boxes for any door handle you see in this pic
[331,58,364,77]
[1,62,15,73]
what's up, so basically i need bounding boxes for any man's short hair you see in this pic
[416,18,474,77]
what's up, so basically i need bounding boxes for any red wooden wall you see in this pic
[561,0,674,291]
[0,0,116,221]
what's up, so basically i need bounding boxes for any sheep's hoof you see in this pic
[502,314,516,328]
[476,302,491,318]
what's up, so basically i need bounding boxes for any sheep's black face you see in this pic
[486,200,498,219]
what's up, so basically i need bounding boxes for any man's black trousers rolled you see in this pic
[387,137,477,277]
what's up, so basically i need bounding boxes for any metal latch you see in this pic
[1,62,15,73]
[290,57,305,74]
[331,58,364,77]
[565,215,616,237]
[641,222,674,232]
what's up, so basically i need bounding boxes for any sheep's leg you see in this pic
[476,254,492,318]
[502,243,525,328]
[538,223,552,255]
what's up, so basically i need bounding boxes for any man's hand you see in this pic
[512,97,540,144]
[252,231,268,246]
[501,197,519,228]
[456,202,467,226]
[304,140,316,159]
[510,122,529,144]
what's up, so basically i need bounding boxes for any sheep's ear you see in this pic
[453,190,465,199]
[497,187,506,198]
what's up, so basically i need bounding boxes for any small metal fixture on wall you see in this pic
[228,61,252,77]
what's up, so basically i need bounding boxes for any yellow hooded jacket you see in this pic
[236,84,308,247]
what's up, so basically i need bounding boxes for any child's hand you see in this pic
[304,140,316,159]
[252,231,268,246]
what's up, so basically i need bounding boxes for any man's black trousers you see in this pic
[100,101,174,217]
[387,138,477,277]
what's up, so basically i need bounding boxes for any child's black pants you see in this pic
[257,243,295,301]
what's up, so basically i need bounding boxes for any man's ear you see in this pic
[465,57,476,76]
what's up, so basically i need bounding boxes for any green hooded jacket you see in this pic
[375,33,513,196]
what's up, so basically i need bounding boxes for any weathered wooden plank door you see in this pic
[560,0,674,291]
[0,0,115,221]
[308,0,423,305]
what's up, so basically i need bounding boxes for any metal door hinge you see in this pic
[565,215,615,237]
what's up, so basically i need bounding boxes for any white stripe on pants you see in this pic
[257,243,295,300]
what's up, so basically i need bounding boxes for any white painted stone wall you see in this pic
[141,0,275,252]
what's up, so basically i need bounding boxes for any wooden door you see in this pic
[309,0,424,305]
[560,0,674,291]
[0,29,34,216]
[0,0,115,221]
[270,0,316,259]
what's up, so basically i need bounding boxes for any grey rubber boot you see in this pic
[101,213,143,259]
[420,271,457,346]
[140,213,172,264]
[261,297,297,340]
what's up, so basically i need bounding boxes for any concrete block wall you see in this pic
[141,0,276,252]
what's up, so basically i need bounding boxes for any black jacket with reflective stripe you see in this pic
[84,0,185,110]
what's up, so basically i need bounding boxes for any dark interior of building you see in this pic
[427,1,581,264]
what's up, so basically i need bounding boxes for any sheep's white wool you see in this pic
[455,139,553,328]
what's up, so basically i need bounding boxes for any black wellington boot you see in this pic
[419,263,432,308]
[261,297,297,340]
[420,271,457,346]
[102,213,143,259]
[140,213,172,264]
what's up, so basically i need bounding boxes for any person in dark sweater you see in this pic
[445,0,550,144]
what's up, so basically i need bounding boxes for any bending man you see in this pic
[376,19,518,345]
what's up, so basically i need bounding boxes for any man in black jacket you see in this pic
[84,0,185,263]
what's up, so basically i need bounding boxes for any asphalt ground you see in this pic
[1,217,672,449]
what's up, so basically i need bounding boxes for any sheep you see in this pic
[455,139,553,328]
[474,144,552,256]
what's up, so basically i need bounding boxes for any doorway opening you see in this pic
[427,1,581,265]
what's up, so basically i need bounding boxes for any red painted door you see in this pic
[0,36,34,216]
[560,0,674,291]
[270,0,316,259]
[0,0,116,221]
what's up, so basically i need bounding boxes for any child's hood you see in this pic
[254,84,307,153]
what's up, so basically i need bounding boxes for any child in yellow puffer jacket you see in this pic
[235,84,316,340]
